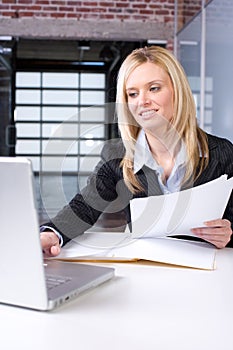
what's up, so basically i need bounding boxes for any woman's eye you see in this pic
[150,86,160,92]
[128,92,138,98]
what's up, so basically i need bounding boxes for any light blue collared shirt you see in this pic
[133,130,186,194]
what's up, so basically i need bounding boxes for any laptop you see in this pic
[0,157,114,311]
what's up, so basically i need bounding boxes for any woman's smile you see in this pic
[139,108,159,120]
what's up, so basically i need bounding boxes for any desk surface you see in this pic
[1,248,233,350]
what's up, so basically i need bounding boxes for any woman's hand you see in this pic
[40,231,61,257]
[191,218,233,249]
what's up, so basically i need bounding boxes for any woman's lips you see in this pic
[140,109,159,119]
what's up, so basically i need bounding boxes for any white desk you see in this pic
[1,248,233,350]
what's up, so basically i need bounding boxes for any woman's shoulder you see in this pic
[206,132,233,151]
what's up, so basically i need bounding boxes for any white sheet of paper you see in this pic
[110,236,216,270]
[58,232,133,258]
[130,175,233,238]
[56,231,216,270]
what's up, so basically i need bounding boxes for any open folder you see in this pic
[55,175,233,270]
[56,232,217,270]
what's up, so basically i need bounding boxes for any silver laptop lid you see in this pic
[0,157,48,310]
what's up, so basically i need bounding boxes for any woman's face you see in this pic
[125,62,174,133]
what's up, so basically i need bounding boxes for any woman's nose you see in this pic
[139,91,151,106]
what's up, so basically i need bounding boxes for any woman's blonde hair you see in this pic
[116,46,209,193]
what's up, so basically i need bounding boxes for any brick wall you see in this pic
[0,0,175,21]
[0,0,202,48]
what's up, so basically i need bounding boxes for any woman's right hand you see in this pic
[40,231,61,257]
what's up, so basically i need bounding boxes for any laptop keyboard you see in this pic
[46,275,72,290]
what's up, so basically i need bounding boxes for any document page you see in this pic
[130,175,233,239]
[56,231,217,270]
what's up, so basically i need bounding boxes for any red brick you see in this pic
[36,1,50,4]
[139,10,154,15]
[99,14,114,19]
[42,6,58,11]
[50,1,66,4]
[1,11,16,16]
[92,8,106,13]
[116,15,130,20]
[18,11,34,16]
[66,13,81,18]
[2,0,16,3]
[58,6,74,11]
[116,3,129,8]
[75,7,91,12]
[50,12,66,17]
[83,2,98,6]
[132,4,147,9]
[156,10,170,15]
[66,1,81,5]
[99,2,115,7]
[18,0,33,3]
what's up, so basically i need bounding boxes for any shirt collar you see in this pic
[133,129,186,174]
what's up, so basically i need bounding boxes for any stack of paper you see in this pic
[55,175,233,270]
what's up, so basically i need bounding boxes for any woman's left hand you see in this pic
[191,219,233,249]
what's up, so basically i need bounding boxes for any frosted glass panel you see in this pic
[16,72,41,87]
[204,110,213,124]
[80,124,105,138]
[42,123,78,138]
[42,140,77,155]
[16,90,41,104]
[80,140,104,154]
[17,123,40,137]
[81,73,105,88]
[188,76,200,91]
[80,91,105,105]
[42,90,78,104]
[79,106,106,122]
[42,106,78,121]
[16,140,40,154]
[41,156,78,172]
[16,107,40,121]
[205,94,212,109]
[62,157,79,172]
[43,73,79,88]
[205,77,213,92]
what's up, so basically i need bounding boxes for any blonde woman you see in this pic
[41,46,233,256]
